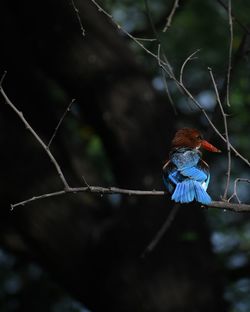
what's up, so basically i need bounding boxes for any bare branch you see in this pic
[208,67,231,200]
[48,98,75,148]
[10,185,250,212]
[89,0,172,74]
[0,87,70,190]
[142,203,180,257]
[228,178,250,203]
[11,187,165,209]
[70,0,86,37]
[208,200,250,212]
[163,0,179,32]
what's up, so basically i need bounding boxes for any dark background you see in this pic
[0,0,250,311]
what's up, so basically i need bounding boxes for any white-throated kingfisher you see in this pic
[163,128,221,205]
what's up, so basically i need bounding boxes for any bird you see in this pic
[163,128,221,205]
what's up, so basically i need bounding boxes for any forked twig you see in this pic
[89,0,171,76]
[228,178,250,203]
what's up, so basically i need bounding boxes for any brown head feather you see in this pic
[171,128,203,149]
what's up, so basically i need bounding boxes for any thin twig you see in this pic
[0,85,70,190]
[48,99,75,148]
[70,0,86,37]
[0,71,7,85]
[82,175,91,189]
[179,49,200,85]
[157,44,178,115]
[161,67,178,115]
[163,0,179,32]
[226,0,233,107]
[208,67,231,200]
[11,187,165,209]
[141,203,180,257]
[134,37,157,42]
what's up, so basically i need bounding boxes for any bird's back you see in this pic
[163,148,211,204]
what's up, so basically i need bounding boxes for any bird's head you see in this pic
[171,128,221,153]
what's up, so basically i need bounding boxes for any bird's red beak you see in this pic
[201,140,221,153]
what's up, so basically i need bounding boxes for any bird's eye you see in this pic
[196,135,202,140]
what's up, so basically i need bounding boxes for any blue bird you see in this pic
[163,128,221,205]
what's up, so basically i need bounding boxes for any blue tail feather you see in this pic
[171,182,182,202]
[172,180,195,203]
[170,180,211,204]
[181,181,189,203]
[193,181,211,204]
[184,180,195,203]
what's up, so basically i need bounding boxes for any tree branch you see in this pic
[0,82,70,190]
[10,186,250,212]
